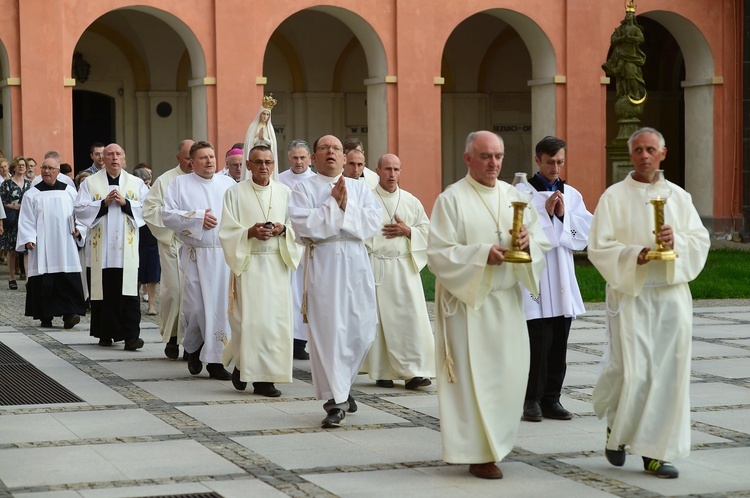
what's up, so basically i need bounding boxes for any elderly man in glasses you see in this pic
[289,135,382,429]
[219,145,300,397]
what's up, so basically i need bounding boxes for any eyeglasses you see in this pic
[40,166,59,172]
[315,145,343,153]
[251,159,274,166]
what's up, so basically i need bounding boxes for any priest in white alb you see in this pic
[143,139,194,359]
[17,157,86,329]
[427,131,550,480]
[362,153,435,389]
[220,145,300,397]
[588,128,709,479]
[278,139,316,360]
[289,135,382,429]
[162,140,234,380]
[75,143,149,351]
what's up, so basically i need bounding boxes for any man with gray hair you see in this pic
[31,151,74,188]
[17,156,86,328]
[278,139,315,360]
[588,127,709,479]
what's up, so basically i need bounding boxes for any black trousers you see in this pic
[525,316,572,405]
[26,272,86,320]
[87,268,141,342]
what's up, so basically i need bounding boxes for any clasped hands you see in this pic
[637,224,674,265]
[104,189,126,207]
[487,225,529,265]
[331,176,347,211]
[248,221,284,240]
[545,191,565,218]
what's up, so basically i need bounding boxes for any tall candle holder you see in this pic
[505,172,533,263]
[645,170,678,261]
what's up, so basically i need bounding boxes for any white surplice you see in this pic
[588,173,709,461]
[522,183,592,320]
[16,182,85,276]
[278,167,316,341]
[361,168,379,188]
[143,165,186,342]
[219,179,301,382]
[162,172,235,363]
[289,173,382,404]
[427,174,551,464]
[363,185,435,381]
[74,170,148,298]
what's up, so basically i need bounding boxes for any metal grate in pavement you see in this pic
[0,341,83,405]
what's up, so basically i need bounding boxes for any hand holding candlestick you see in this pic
[645,170,678,261]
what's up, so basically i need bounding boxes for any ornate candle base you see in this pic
[504,201,532,264]
[645,198,678,261]
[645,247,678,261]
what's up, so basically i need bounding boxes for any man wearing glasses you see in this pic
[219,145,300,397]
[289,135,382,428]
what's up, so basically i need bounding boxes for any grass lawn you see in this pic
[422,249,750,303]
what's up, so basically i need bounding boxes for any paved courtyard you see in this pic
[1,265,749,497]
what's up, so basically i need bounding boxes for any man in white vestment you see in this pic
[278,139,316,360]
[521,136,593,423]
[31,152,75,189]
[343,138,379,187]
[220,145,300,396]
[588,127,709,479]
[223,147,243,182]
[427,131,551,480]
[17,157,86,329]
[162,141,234,380]
[75,143,149,350]
[289,135,382,428]
[143,139,194,359]
[362,154,435,389]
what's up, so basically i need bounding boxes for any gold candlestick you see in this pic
[505,172,533,263]
[504,200,532,263]
[645,198,677,260]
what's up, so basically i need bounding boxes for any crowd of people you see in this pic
[2,117,709,482]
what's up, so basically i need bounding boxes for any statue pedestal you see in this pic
[606,141,632,185]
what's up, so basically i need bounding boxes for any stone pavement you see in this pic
[1,265,750,497]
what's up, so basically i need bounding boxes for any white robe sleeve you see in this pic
[407,197,430,272]
[15,190,37,251]
[73,179,104,229]
[143,171,177,245]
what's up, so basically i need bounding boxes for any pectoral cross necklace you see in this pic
[376,187,401,223]
[252,183,273,222]
[469,181,503,244]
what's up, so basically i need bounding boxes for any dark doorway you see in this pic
[73,90,115,173]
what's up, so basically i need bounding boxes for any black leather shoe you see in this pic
[188,345,203,375]
[322,408,346,428]
[522,400,543,422]
[232,367,247,391]
[605,427,626,467]
[347,394,357,413]
[293,339,310,360]
[207,363,231,380]
[62,314,80,329]
[405,377,431,390]
[164,337,179,360]
[376,379,395,388]
[124,338,144,351]
[98,338,113,347]
[40,319,53,328]
[541,401,573,420]
[253,382,281,397]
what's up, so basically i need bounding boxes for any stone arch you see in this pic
[639,10,716,220]
[441,8,557,186]
[71,6,208,174]
[264,6,389,166]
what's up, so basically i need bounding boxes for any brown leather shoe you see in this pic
[469,462,503,479]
